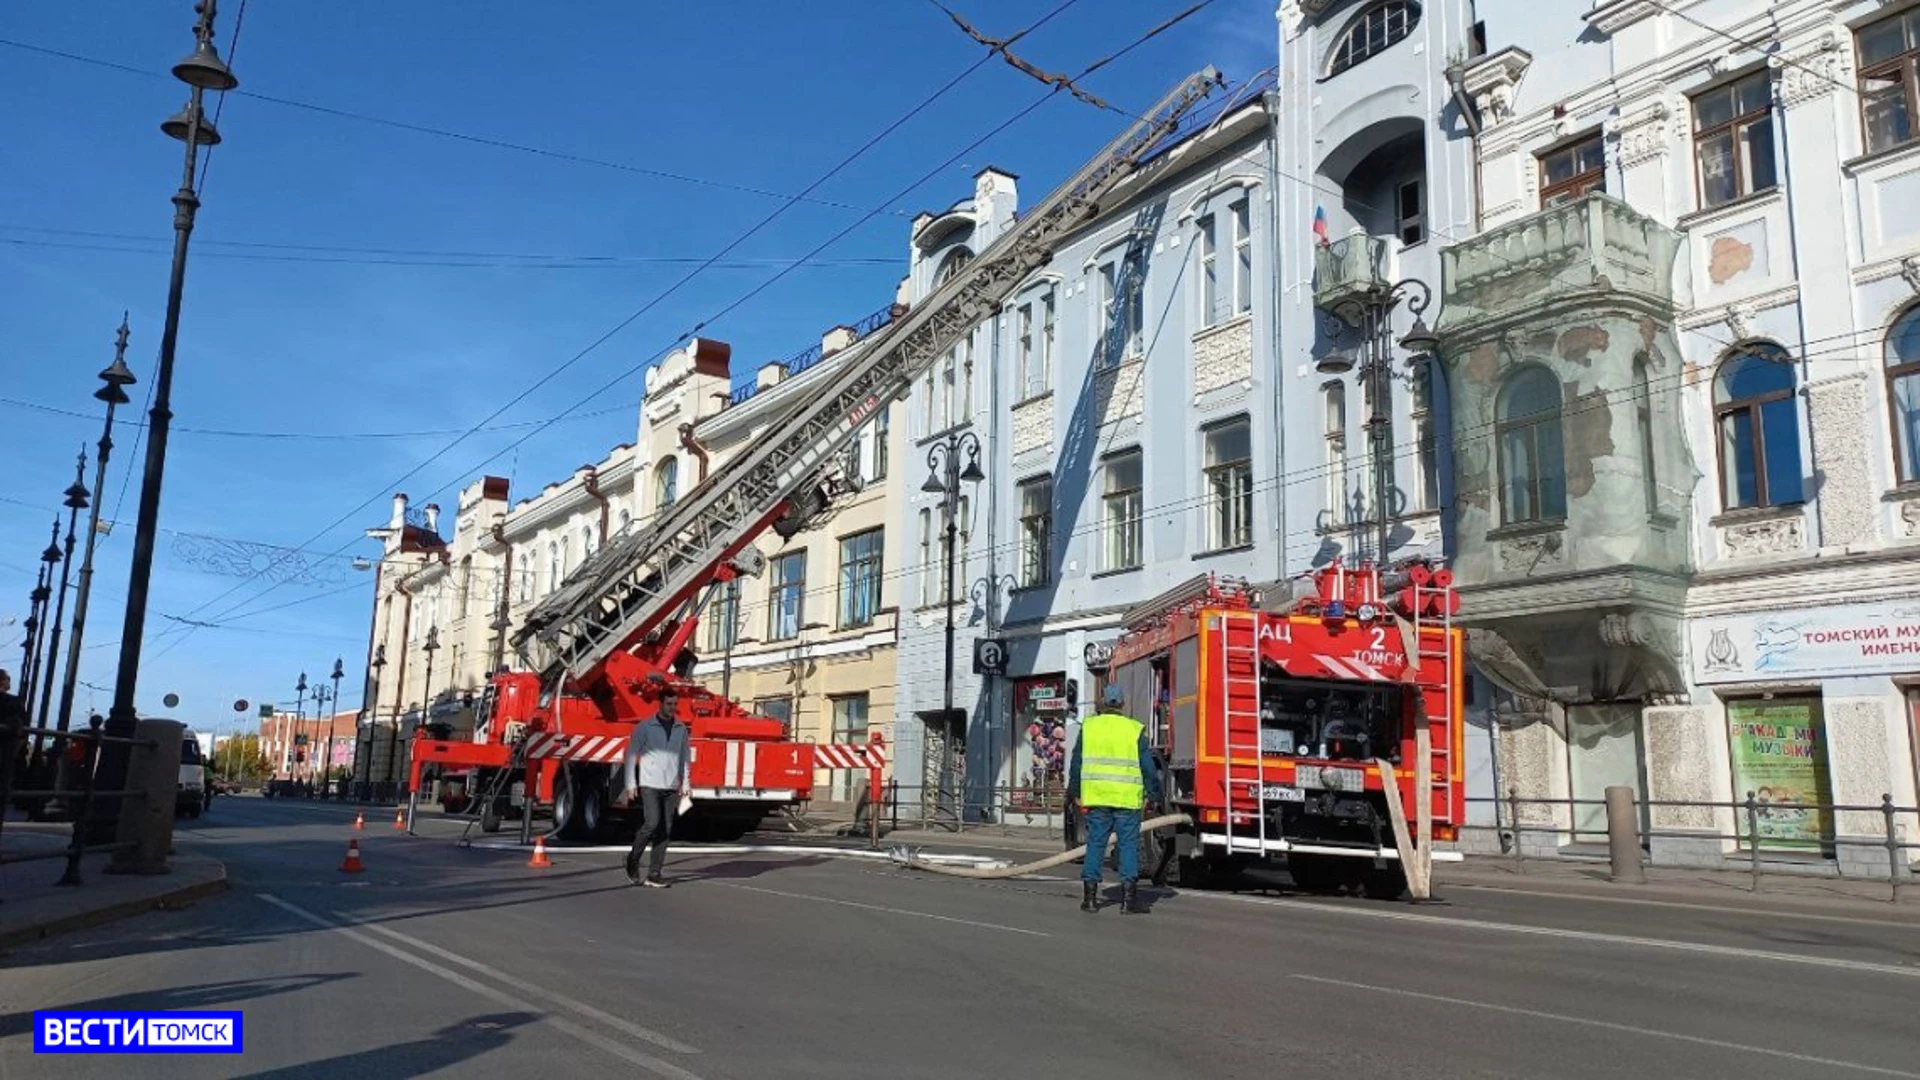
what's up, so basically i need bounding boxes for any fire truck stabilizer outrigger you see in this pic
[403,67,1232,843]
[1108,559,1466,900]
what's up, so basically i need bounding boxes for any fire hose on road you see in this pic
[889,814,1193,880]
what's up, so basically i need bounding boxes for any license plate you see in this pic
[714,787,757,799]
[1295,765,1365,792]
[1257,785,1306,803]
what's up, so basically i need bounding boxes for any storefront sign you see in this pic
[1726,698,1833,850]
[1691,599,1920,683]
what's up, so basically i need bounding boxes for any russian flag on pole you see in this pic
[1312,205,1330,247]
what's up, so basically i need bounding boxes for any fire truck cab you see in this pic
[1107,563,1464,899]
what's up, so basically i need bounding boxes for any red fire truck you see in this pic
[1108,561,1465,898]
[402,67,1229,845]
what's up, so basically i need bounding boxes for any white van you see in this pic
[178,736,206,818]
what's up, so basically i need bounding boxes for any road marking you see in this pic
[259,894,707,1080]
[356,921,701,1054]
[713,882,1050,937]
[1185,891,1920,978]
[1440,880,1920,931]
[1292,974,1920,1079]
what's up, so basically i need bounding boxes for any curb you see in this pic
[0,862,230,952]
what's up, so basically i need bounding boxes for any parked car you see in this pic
[177,737,206,818]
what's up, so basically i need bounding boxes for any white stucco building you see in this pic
[1432,0,1920,871]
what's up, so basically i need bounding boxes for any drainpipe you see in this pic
[1445,65,1485,233]
[582,467,611,546]
[1265,88,1290,580]
[678,423,711,483]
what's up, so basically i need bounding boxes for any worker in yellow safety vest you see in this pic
[1069,684,1161,914]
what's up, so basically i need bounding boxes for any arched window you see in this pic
[655,457,679,510]
[1327,1,1421,77]
[582,524,596,562]
[547,542,560,594]
[458,556,473,614]
[1713,343,1803,509]
[1497,367,1567,524]
[1322,381,1348,525]
[934,247,973,287]
[1887,306,1920,484]
[618,507,633,535]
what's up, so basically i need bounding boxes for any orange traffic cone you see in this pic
[353,812,365,831]
[340,839,365,874]
[528,836,552,869]
[392,807,406,831]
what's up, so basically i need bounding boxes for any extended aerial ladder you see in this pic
[511,67,1227,696]
[410,68,1227,840]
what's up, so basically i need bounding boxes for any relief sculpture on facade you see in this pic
[1720,514,1805,558]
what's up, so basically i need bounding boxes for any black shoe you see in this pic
[1080,881,1098,913]
[1121,879,1146,914]
[643,874,670,889]
[624,851,642,885]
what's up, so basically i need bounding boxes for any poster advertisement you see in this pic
[1011,675,1068,810]
[1726,699,1833,850]
[1693,598,1920,684]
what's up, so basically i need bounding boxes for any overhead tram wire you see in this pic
[153,0,1094,647]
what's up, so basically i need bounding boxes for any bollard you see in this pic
[1507,787,1523,869]
[107,719,184,876]
[1744,792,1762,893]
[1604,786,1644,884]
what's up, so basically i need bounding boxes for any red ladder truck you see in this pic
[404,66,1230,842]
[1107,561,1465,898]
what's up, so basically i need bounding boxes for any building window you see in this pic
[917,508,934,608]
[1018,475,1054,588]
[547,542,561,594]
[837,528,884,629]
[1232,199,1253,317]
[1714,343,1803,510]
[458,556,473,615]
[1539,133,1606,207]
[707,579,739,651]
[1102,450,1144,572]
[919,373,936,433]
[655,457,679,511]
[1098,252,1144,369]
[1396,179,1425,246]
[1204,417,1253,550]
[871,405,889,481]
[1199,213,1221,326]
[1017,302,1036,396]
[618,508,632,534]
[1859,9,1920,155]
[1017,294,1055,398]
[753,695,793,734]
[582,525,596,563]
[1888,306,1920,484]
[1694,70,1777,209]
[767,550,806,641]
[829,694,871,799]
[1041,291,1056,385]
[1323,381,1349,525]
[1497,367,1567,524]
[1327,1,1420,77]
[958,335,973,425]
[935,246,973,287]
[1410,360,1438,511]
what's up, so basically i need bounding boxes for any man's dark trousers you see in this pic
[1081,806,1142,883]
[628,787,676,878]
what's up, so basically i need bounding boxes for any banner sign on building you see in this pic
[1725,698,1833,850]
[1691,599,1920,683]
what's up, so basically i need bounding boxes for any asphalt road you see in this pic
[3,796,1917,1079]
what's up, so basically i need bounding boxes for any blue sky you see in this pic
[0,0,1273,732]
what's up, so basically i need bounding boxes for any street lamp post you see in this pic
[922,431,984,821]
[54,319,138,745]
[33,453,90,744]
[310,683,331,787]
[357,644,386,798]
[103,0,238,766]
[293,672,307,782]
[420,626,441,729]
[1318,278,1437,563]
[21,531,58,737]
[328,657,344,792]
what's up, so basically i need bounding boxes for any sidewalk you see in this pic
[847,821,1920,921]
[0,821,228,951]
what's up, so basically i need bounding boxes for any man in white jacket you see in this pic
[620,691,691,888]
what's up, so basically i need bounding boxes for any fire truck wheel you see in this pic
[1361,865,1408,901]
[479,797,503,834]
[1171,854,1215,889]
[552,767,581,840]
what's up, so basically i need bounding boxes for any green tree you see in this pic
[213,734,271,780]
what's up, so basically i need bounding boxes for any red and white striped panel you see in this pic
[523,732,629,763]
[814,743,887,770]
[1314,654,1391,682]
